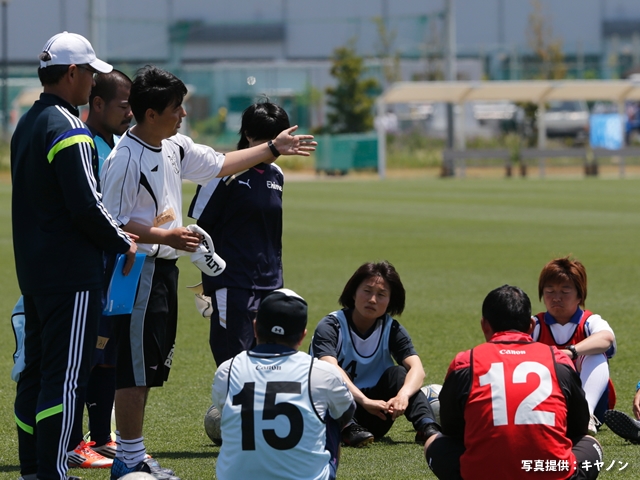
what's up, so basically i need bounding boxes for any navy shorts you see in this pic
[114,257,178,389]
[208,287,273,366]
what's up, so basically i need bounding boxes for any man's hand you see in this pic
[122,242,138,276]
[162,227,203,252]
[361,397,389,421]
[387,393,410,420]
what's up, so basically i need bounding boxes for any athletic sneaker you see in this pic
[414,422,441,445]
[587,414,601,436]
[341,423,374,447]
[68,440,113,468]
[110,457,180,480]
[604,409,640,444]
[93,440,117,459]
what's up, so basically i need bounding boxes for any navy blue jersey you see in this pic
[189,163,284,293]
[11,93,131,295]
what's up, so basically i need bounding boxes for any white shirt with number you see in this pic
[212,349,354,480]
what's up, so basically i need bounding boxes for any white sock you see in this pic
[120,436,146,468]
[114,431,123,460]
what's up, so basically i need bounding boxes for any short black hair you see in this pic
[37,64,70,86]
[237,101,290,149]
[338,261,405,316]
[129,65,187,123]
[90,69,132,106]
[482,285,532,333]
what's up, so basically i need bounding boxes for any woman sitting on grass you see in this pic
[532,256,617,435]
[311,260,440,447]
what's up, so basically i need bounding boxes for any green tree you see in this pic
[527,0,566,80]
[325,42,380,133]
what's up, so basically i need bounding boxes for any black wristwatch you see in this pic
[567,344,578,360]
[267,140,281,158]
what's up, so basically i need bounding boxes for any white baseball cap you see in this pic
[39,32,112,73]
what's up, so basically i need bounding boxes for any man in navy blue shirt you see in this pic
[64,69,136,469]
[11,32,136,480]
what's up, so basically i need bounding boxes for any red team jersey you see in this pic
[452,332,577,480]
[535,309,616,412]
[535,310,592,348]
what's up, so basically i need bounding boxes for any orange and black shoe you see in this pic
[67,440,113,468]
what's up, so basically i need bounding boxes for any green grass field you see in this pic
[1,175,640,479]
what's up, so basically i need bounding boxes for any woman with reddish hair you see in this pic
[532,256,616,435]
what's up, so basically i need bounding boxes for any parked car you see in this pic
[542,100,589,142]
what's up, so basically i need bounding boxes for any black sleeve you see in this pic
[556,362,590,437]
[389,321,418,365]
[439,364,471,439]
[310,315,341,359]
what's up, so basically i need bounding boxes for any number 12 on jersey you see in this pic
[478,361,556,427]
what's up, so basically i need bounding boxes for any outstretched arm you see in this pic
[218,126,316,177]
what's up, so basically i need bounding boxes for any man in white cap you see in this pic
[11,32,137,480]
[212,288,356,480]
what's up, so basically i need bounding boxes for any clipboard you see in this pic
[103,253,146,316]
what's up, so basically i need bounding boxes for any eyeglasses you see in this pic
[76,65,98,78]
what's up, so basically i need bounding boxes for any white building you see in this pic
[5,0,640,132]
[4,0,640,66]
